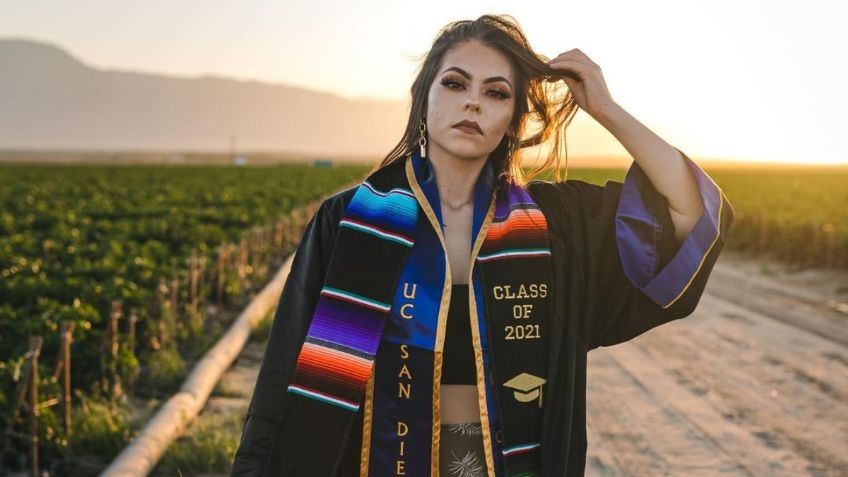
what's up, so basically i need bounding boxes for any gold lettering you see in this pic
[494,283,548,300]
[517,283,529,299]
[398,381,411,399]
[400,344,409,359]
[512,303,534,319]
[396,460,405,475]
[403,282,417,299]
[399,440,405,456]
[397,421,408,436]
[400,303,414,319]
[398,363,412,379]
[504,324,542,340]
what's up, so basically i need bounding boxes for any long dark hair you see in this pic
[374,14,579,185]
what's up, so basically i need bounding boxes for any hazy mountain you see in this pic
[0,38,409,161]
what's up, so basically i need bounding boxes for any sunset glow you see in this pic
[1,0,845,164]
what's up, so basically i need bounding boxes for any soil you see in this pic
[586,251,847,476]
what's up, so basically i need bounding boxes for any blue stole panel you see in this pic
[361,151,506,476]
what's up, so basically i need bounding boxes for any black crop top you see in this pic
[441,284,476,385]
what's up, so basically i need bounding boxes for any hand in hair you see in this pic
[546,49,616,121]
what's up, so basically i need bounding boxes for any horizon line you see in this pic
[1,148,845,168]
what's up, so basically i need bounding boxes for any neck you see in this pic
[427,143,488,207]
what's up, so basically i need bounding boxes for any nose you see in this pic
[465,100,480,112]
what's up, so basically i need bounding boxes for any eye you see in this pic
[440,78,464,90]
[488,90,511,100]
[440,77,511,100]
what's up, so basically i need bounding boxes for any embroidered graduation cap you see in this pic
[502,372,547,408]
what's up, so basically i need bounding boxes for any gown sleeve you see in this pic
[230,199,338,476]
[563,148,734,351]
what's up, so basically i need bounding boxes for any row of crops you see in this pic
[0,163,367,474]
[706,166,847,268]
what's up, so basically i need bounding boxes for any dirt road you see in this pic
[586,255,848,476]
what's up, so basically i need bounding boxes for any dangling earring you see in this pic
[506,135,515,157]
[418,117,428,158]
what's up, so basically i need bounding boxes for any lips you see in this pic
[453,120,483,135]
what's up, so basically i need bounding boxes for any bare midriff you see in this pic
[440,204,481,425]
[441,384,481,424]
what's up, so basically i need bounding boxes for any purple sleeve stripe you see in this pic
[615,149,726,309]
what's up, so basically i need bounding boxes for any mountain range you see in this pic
[0,38,409,162]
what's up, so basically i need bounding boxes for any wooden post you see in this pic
[255,228,266,277]
[190,250,199,330]
[198,254,208,310]
[249,229,259,277]
[107,301,123,398]
[238,238,248,291]
[127,307,138,351]
[170,273,179,320]
[29,336,43,477]
[58,322,74,436]
[229,242,237,277]
[217,244,227,309]
[154,277,169,350]
[107,301,122,359]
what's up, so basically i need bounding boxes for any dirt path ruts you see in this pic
[585,256,848,476]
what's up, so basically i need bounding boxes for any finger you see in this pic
[547,58,593,78]
[558,48,580,58]
[572,48,591,60]
[561,76,579,92]
[569,48,597,65]
[561,78,583,107]
[547,55,596,72]
[547,49,577,63]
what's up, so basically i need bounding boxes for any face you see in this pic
[425,40,516,162]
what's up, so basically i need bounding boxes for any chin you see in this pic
[440,141,494,160]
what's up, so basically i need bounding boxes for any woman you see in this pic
[230,14,733,477]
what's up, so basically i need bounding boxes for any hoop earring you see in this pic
[418,117,428,158]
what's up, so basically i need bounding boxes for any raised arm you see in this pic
[545,48,704,241]
[595,103,703,241]
[531,156,733,351]
[533,47,738,351]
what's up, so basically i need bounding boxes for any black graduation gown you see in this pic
[229,150,735,476]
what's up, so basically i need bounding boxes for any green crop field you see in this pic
[704,167,848,267]
[0,163,365,473]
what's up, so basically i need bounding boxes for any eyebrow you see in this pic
[442,66,512,89]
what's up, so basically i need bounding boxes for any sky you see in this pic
[1,0,846,164]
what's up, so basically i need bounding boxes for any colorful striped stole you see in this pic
[273,151,552,477]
